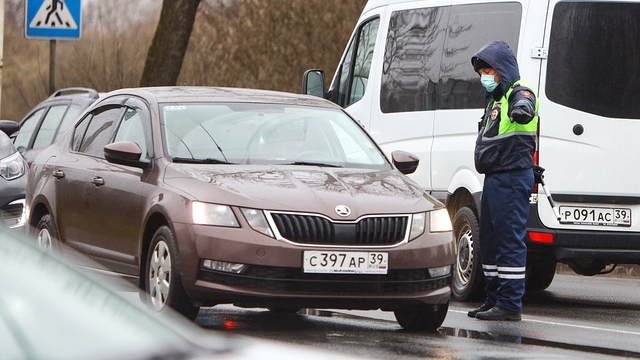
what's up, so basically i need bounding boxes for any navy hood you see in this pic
[471,41,520,96]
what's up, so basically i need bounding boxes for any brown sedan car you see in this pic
[25,87,454,330]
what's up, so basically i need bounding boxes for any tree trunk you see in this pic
[140,0,201,87]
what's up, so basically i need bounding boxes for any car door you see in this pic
[89,98,152,276]
[53,103,123,255]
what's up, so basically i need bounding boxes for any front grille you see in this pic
[199,265,450,295]
[270,213,408,246]
[1,201,24,228]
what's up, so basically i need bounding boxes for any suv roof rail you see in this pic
[49,87,100,100]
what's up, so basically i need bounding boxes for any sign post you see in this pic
[25,0,82,93]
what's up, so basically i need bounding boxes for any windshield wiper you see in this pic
[287,161,342,168]
[172,157,236,165]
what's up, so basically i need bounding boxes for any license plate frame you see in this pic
[558,206,631,227]
[303,251,388,274]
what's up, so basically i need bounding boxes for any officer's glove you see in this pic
[510,107,531,124]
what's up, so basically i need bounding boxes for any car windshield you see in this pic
[161,103,390,169]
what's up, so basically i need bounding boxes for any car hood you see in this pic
[164,165,438,219]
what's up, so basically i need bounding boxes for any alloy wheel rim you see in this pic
[149,240,171,311]
[37,228,52,251]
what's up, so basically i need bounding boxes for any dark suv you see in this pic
[13,87,99,165]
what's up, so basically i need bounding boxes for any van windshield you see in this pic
[546,2,640,119]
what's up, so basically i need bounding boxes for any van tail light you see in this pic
[528,231,554,244]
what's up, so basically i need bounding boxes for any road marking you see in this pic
[450,309,640,336]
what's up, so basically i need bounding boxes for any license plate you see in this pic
[303,251,388,274]
[559,206,631,227]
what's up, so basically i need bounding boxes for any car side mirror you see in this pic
[302,69,326,98]
[0,120,19,137]
[391,150,419,175]
[104,141,149,169]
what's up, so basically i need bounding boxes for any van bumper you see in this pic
[525,205,640,263]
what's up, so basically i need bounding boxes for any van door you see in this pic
[537,1,640,234]
[328,11,382,132]
[366,1,452,191]
[431,0,535,199]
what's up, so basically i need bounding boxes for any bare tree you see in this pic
[139,0,201,86]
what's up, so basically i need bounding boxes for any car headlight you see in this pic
[240,208,274,237]
[409,212,426,240]
[430,208,452,233]
[192,202,239,227]
[0,152,26,180]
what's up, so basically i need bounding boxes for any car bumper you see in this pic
[173,222,455,309]
[526,204,640,263]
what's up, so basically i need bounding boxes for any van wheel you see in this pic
[451,207,484,301]
[35,214,60,254]
[144,225,200,320]
[394,302,448,331]
[526,253,556,291]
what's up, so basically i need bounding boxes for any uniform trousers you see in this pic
[479,167,534,313]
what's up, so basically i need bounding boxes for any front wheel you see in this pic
[144,225,200,320]
[35,214,60,254]
[451,207,484,301]
[394,302,449,331]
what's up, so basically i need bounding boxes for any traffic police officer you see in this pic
[467,41,539,321]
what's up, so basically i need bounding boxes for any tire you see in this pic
[35,214,60,254]
[525,253,556,291]
[394,302,449,331]
[144,225,200,320]
[451,207,484,301]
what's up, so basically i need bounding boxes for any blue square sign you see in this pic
[25,0,82,40]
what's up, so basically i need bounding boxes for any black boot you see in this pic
[475,307,521,321]
[467,303,493,318]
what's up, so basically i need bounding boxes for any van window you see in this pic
[335,17,380,107]
[547,2,640,119]
[380,3,521,113]
[438,3,521,110]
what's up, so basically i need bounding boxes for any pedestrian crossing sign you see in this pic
[25,0,82,40]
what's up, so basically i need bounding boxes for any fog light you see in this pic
[202,260,248,274]
[428,265,451,278]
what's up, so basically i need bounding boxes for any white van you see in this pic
[304,0,640,301]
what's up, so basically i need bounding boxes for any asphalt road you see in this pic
[192,273,640,359]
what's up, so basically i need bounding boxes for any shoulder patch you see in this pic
[518,90,533,99]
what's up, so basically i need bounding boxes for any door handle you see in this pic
[52,170,65,179]
[91,176,105,186]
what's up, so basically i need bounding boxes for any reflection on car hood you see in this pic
[164,165,435,217]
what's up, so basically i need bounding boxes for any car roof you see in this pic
[103,86,342,109]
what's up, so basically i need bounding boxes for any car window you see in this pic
[32,105,68,149]
[547,2,640,119]
[338,18,380,108]
[54,104,83,142]
[77,106,122,158]
[114,108,148,160]
[379,3,521,113]
[14,108,46,152]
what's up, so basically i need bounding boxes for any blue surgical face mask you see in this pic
[480,74,499,92]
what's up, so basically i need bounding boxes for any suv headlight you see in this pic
[192,202,239,227]
[0,152,26,180]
